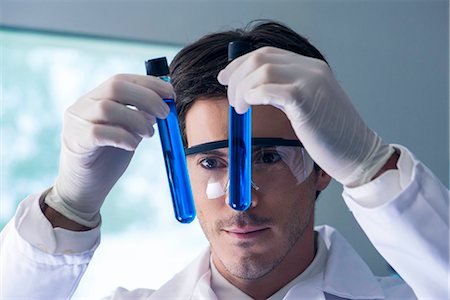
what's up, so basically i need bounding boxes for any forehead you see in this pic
[185,98,298,147]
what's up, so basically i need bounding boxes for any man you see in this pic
[1,21,448,299]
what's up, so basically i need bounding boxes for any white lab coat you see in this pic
[1,145,448,299]
[107,226,418,300]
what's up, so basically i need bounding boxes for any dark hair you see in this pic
[170,20,327,198]
[170,20,327,147]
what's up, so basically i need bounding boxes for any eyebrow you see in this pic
[185,140,228,156]
[189,149,228,157]
[185,138,303,156]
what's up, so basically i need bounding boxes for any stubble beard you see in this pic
[210,199,315,281]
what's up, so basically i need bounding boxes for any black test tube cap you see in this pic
[228,41,255,62]
[145,57,169,77]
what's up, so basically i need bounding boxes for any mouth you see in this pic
[223,226,270,240]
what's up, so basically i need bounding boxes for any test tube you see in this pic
[228,41,255,211]
[145,57,196,223]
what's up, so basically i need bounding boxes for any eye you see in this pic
[262,152,282,164]
[254,150,282,164]
[199,157,227,170]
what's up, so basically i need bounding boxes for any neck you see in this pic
[212,226,316,299]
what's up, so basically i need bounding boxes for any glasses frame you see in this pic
[185,138,304,156]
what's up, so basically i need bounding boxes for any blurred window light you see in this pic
[0,28,208,298]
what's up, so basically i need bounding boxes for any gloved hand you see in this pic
[45,74,172,227]
[218,46,394,187]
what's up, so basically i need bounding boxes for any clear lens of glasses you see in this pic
[186,144,314,200]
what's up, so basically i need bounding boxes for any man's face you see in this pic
[185,98,320,281]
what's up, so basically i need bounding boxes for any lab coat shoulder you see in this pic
[316,225,415,300]
[343,145,449,299]
[0,193,100,299]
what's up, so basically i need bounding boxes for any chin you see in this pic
[221,251,280,280]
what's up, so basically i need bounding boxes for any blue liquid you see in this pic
[228,107,252,211]
[157,98,196,223]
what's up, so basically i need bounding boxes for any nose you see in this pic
[223,180,261,210]
[224,180,259,208]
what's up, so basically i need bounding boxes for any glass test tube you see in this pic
[228,41,255,211]
[145,57,196,223]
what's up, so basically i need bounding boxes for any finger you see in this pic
[221,49,297,112]
[89,123,143,151]
[72,98,157,138]
[101,74,174,99]
[232,63,292,114]
[244,83,300,114]
[91,79,170,119]
[218,46,292,85]
[65,110,144,152]
[78,99,158,138]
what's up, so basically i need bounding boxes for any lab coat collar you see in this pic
[276,226,385,300]
[148,247,217,300]
[317,225,386,300]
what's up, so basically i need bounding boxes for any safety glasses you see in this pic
[185,138,314,200]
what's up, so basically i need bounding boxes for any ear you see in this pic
[315,169,332,191]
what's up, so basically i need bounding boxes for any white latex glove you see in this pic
[218,47,394,187]
[45,74,172,227]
